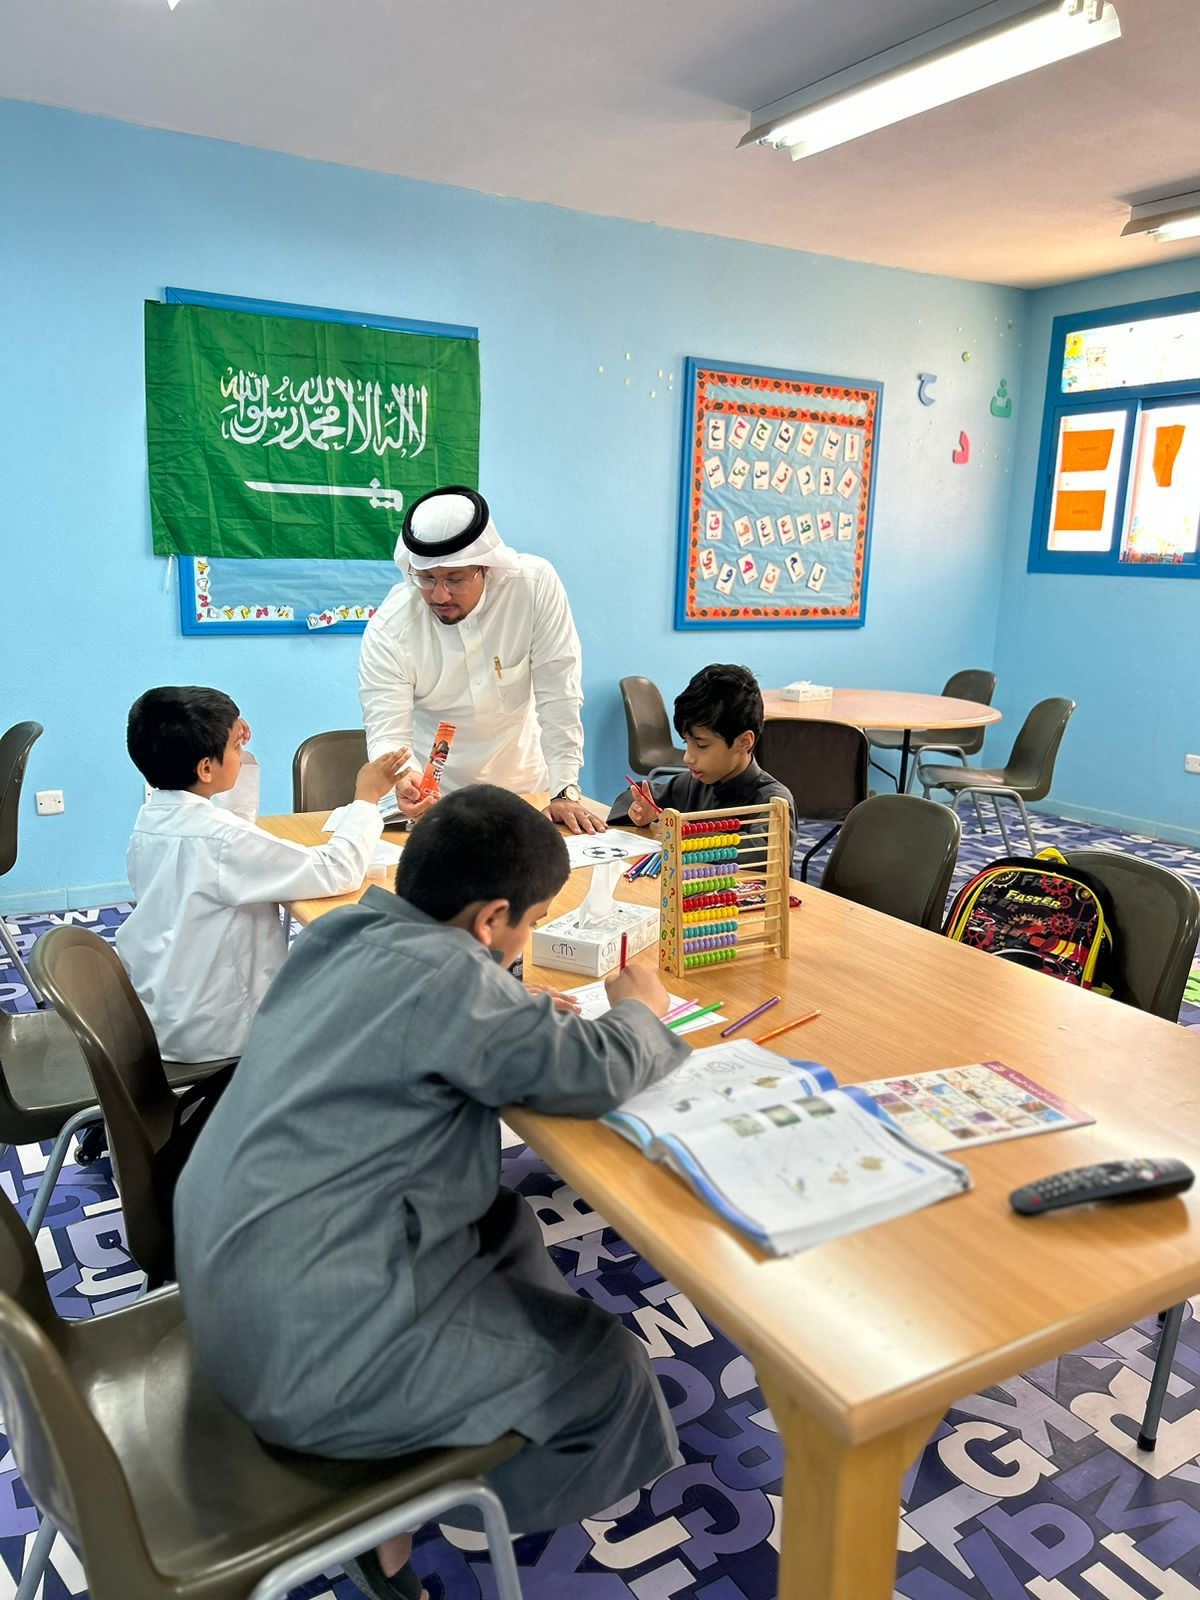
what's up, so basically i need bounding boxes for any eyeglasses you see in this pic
[410,568,483,594]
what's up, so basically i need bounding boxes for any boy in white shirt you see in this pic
[117,686,408,1064]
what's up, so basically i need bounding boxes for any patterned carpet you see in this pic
[1,805,1199,1599]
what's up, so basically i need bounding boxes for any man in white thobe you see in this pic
[358,485,600,833]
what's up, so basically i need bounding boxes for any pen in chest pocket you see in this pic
[494,656,503,681]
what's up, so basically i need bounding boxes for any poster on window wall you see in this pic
[674,357,882,629]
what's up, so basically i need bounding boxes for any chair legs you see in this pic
[0,917,44,1006]
[948,788,1036,855]
[14,1512,58,1600]
[247,1477,524,1600]
[800,825,841,883]
[1139,1301,1186,1451]
[24,1106,104,1238]
[868,756,899,790]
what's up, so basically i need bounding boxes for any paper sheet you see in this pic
[564,830,662,870]
[564,982,726,1035]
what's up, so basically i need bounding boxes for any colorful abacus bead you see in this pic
[683,947,738,968]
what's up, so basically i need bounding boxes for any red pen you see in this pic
[619,932,629,971]
[624,774,663,816]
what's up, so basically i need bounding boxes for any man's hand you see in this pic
[604,963,673,1017]
[392,771,438,823]
[354,749,413,804]
[545,797,603,835]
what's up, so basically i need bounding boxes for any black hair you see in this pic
[395,784,570,923]
[673,664,764,748]
[126,686,240,791]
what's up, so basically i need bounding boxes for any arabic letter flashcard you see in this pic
[750,418,772,452]
[760,562,781,595]
[774,421,796,452]
[729,415,752,450]
[771,461,794,493]
[837,512,855,541]
[705,509,725,541]
[844,430,862,463]
[796,423,819,456]
[729,456,750,491]
[698,546,719,580]
[798,465,816,496]
[819,466,836,496]
[785,552,807,583]
[807,561,828,592]
[821,429,842,461]
[756,515,776,546]
[777,514,796,544]
[752,459,770,491]
[797,513,816,544]
[837,469,859,500]
[704,455,726,490]
[715,562,737,596]
[818,511,835,540]
[739,554,759,585]
[706,415,727,452]
[734,516,755,548]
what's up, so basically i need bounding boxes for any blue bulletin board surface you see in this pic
[674,357,883,629]
[164,288,478,636]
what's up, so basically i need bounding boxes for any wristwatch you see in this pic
[553,783,582,804]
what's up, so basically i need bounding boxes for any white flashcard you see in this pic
[704,455,726,489]
[775,421,796,452]
[760,562,781,595]
[729,415,752,450]
[777,514,796,544]
[750,418,772,452]
[837,469,859,499]
[837,513,855,541]
[819,466,836,496]
[729,457,750,491]
[818,511,835,540]
[756,515,776,546]
[705,509,724,541]
[844,430,862,462]
[797,513,816,544]
[797,465,816,496]
[785,552,806,583]
[807,562,828,592]
[698,547,719,579]
[734,516,755,548]
[739,554,759,585]
[771,461,794,493]
[715,562,737,596]
[752,459,770,491]
[822,429,842,461]
[706,415,727,452]
[796,423,819,456]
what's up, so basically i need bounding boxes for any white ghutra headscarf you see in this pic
[394,486,520,576]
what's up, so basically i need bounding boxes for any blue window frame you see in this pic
[1028,289,1200,578]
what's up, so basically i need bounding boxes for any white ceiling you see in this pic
[4,0,1200,288]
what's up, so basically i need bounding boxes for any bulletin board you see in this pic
[154,288,479,636]
[674,357,882,629]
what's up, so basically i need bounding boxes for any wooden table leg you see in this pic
[760,1368,940,1600]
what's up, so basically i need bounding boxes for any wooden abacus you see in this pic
[658,797,791,978]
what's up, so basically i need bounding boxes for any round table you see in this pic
[762,688,1002,792]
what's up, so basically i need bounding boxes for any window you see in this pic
[1029,291,1200,577]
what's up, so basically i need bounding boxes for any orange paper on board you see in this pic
[1061,428,1115,473]
[1053,489,1107,534]
[1153,424,1186,488]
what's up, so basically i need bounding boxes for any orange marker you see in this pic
[754,1009,821,1044]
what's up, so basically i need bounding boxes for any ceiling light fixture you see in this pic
[1122,191,1200,245]
[742,0,1121,161]
[167,0,181,9]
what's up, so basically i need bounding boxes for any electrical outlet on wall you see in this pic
[35,790,65,815]
[1185,755,1200,775]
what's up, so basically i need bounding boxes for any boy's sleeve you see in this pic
[214,806,383,907]
[443,971,690,1117]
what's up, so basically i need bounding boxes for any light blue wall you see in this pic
[2,100,1024,910]
[994,256,1200,844]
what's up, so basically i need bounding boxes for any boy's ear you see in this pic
[472,898,514,946]
[736,730,756,757]
[194,756,214,785]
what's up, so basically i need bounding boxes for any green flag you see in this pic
[145,302,479,559]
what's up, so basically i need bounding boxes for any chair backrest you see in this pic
[0,722,44,878]
[938,669,997,758]
[619,678,683,775]
[757,721,869,820]
[292,729,368,813]
[1067,850,1200,1021]
[29,928,178,1279]
[0,1191,150,1579]
[1001,696,1076,799]
[822,794,962,930]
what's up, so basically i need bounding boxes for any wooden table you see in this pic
[764,688,1002,791]
[259,809,1200,1600]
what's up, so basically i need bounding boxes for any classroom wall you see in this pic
[2,100,1024,910]
[994,256,1200,844]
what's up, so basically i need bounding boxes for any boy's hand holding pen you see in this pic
[624,774,663,829]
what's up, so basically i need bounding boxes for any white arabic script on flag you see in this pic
[219,369,429,457]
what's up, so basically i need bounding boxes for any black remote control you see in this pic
[1010,1158,1195,1215]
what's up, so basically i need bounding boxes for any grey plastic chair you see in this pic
[757,720,869,881]
[919,697,1076,854]
[619,678,686,777]
[821,795,961,931]
[868,669,997,792]
[0,1186,525,1600]
[0,722,48,999]
[292,729,368,813]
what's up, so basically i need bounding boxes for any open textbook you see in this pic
[604,1042,971,1256]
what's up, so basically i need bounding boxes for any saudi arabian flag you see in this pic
[145,302,480,560]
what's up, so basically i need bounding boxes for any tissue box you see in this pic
[778,680,833,702]
[531,901,659,977]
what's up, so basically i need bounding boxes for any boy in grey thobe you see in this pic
[174,785,689,1594]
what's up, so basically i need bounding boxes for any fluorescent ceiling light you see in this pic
[1122,191,1200,244]
[167,0,181,9]
[742,0,1121,161]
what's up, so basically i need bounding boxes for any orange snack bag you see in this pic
[417,721,456,800]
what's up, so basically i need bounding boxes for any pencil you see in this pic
[619,932,628,971]
[720,994,780,1039]
[665,1000,723,1031]
[754,1009,821,1044]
